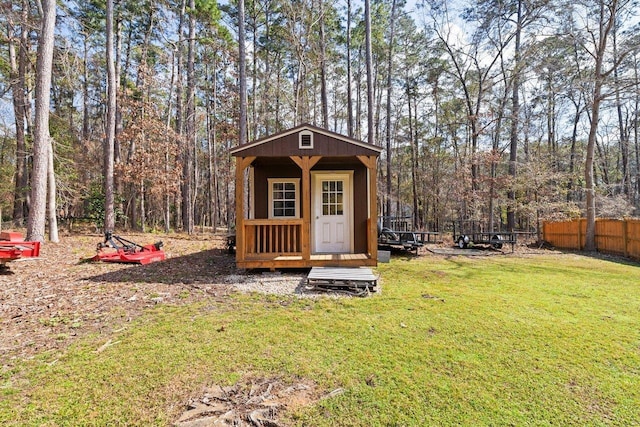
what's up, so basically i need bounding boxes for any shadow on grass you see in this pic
[571,249,640,267]
[84,247,237,285]
[532,243,640,268]
[425,244,504,257]
[380,246,421,262]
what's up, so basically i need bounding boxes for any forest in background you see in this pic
[1,0,639,241]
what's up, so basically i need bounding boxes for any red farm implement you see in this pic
[91,232,165,265]
[0,232,41,271]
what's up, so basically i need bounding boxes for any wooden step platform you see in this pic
[306,267,378,293]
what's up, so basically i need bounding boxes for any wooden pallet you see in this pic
[306,267,378,293]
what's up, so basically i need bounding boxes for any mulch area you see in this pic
[1,231,237,363]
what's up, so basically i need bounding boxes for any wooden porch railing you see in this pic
[243,219,303,256]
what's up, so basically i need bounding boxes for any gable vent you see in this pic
[299,130,313,149]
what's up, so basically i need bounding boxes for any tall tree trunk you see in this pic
[237,0,248,227]
[319,0,329,129]
[175,0,186,229]
[346,0,354,138]
[206,84,214,228]
[164,49,176,233]
[47,139,58,242]
[612,22,630,197]
[364,0,374,145]
[9,0,30,226]
[274,60,282,131]
[82,32,90,143]
[355,45,362,140]
[546,72,558,161]
[584,0,617,251]
[634,56,640,206]
[115,14,124,224]
[384,0,397,227]
[489,86,509,234]
[407,85,419,229]
[507,0,523,231]
[263,5,272,134]
[251,1,258,140]
[207,59,219,229]
[104,0,117,233]
[131,4,155,231]
[239,0,248,146]
[182,0,196,234]
[27,0,56,242]
[567,96,583,202]
[585,99,601,251]
[9,44,28,225]
[140,179,146,232]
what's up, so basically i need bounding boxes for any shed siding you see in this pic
[252,158,368,253]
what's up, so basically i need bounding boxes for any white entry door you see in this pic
[312,172,352,254]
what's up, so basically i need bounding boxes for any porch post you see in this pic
[357,155,378,262]
[291,156,321,260]
[235,156,256,264]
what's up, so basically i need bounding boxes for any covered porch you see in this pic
[234,154,378,269]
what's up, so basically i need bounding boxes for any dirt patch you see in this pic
[427,246,499,256]
[175,376,332,427]
[421,240,562,257]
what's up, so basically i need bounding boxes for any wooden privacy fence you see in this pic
[543,218,640,260]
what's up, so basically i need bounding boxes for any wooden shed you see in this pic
[231,124,382,269]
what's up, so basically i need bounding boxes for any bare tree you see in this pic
[573,0,635,250]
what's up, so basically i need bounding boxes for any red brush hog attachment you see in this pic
[0,232,41,269]
[92,232,165,265]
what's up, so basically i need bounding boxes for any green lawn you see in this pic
[2,253,639,425]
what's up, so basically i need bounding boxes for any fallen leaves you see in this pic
[0,232,233,362]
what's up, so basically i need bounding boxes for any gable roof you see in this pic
[230,123,382,157]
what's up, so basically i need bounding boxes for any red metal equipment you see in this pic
[0,232,41,270]
[91,232,166,265]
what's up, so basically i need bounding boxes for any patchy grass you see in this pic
[1,253,639,425]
